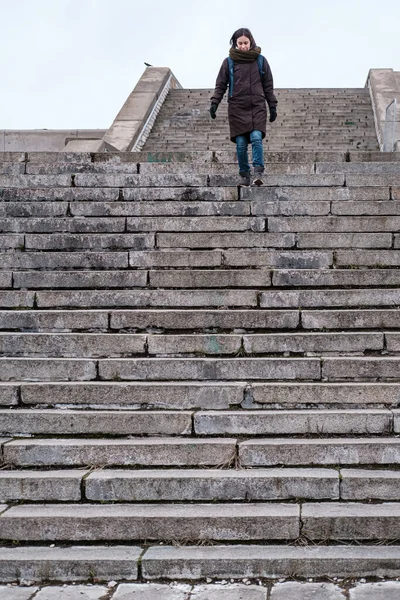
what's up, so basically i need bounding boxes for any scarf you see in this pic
[229,46,261,63]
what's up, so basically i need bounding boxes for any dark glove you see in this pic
[269,107,277,122]
[210,103,218,120]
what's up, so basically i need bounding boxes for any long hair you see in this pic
[230,28,257,50]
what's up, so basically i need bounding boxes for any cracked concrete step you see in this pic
[141,544,400,579]
[194,410,392,435]
[3,437,237,467]
[85,468,339,501]
[18,382,246,409]
[0,545,141,582]
[0,470,87,501]
[0,503,300,541]
[0,309,300,332]
[302,502,400,540]
[0,409,192,436]
[239,438,400,467]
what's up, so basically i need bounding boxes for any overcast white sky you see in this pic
[1,0,399,129]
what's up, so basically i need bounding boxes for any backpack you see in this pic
[227,55,265,98]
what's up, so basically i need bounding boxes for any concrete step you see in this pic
[194,409,391,435]
[85,468,338,501]
[12,381,400,410]
[259,289,400,308]
[0,470,86,501]
[3,437,237,467]
[0,545,141,583]
[0,309,300,332]
[0,503,300,541]
[141,544,400,579]
[0,409,192,435]
[239,438,400,467]
[302,309,400,330]
[12,271,148,289]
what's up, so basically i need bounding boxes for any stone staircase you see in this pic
[2,147,400,584]
[143,88,379,152]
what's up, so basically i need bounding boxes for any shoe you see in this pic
[239,171,251,186]
[253,166,264,186]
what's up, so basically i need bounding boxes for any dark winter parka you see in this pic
[211,56,277,142]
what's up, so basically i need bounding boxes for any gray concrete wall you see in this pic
[0,130,106,152]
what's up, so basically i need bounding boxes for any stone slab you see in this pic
[0,385,19,406]
[0,310,109,332]
[0,292,34,308]
[346,175,400,186]
[302,309,400,330]
[341,469,400,500]
[239,438,400,467]
[73,201,249,217]
[149,270,271,288]
[0,358,96,381]
[190,584,266,599]
[130,251,223,268]
[318,162,400,174]
[74,173,208,187]
[0,409,192,436]
[98,358,320,381]
[36,290,258,309]
[302,502,400,539]
[273,269,400,287]
[0,174,71,187]
[260,289,400,308]
[0,333,147,357]
[0,470,85,501]
[251,200,330,216]
[4,438,236,467]
[0,201,68,218]
[113,584,192,600]
[270,582,345,600]
[224,250,333,268]
[0,503,300,541]
[33,585,109,599]
[251,383,400,407]
[241,186,389,202]
[123,187,238,202]
[268,216,400,233]
[0,252,129,270]
[322,357,400,380]
[297,233,391,248]
[25,233,154,251]
[211,174,345,187]
[85,468,338,501]
[195,410,389,435]
[110,309,299,331]
[336,250,400,267]
[127,216,265,232]
[0,235,24,249]
[157,233,294,248]
[1,187,120,201]
[148,334,242,355]
[141,544,400,579]
[332,201,400,216]
[0,588,39,600]
[0,216,126,233]
[350,582,400,599]
[0,544,141,582]
[13,271,147,289]
[21,382,245,409]
[243,333,383,354]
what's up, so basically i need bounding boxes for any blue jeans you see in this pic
[235,130,264,174]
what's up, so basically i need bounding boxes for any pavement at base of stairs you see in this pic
[2,580,400,599]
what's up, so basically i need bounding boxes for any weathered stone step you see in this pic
[85,468,338,501]
[0,409,192,435]
[0,503,299,541]
[155,233,294,248]
[273,270,400,288]
[239,438,400,466]
[259,289,400,308]
[17,381,245,409]
[221,250,333,268]
[3,437,237,467]
[13,381,400,410]
[34,290,259,308]
[71,201,250,217]
[25,233,154,251]
[0,252,129,270]
[269,216,400,233]
[147,270,271,288]
[336,249,400,267]
[0,309,300,332]
[141,544,400,579]
[0,545,142,583]
[302,502,400,540]
[244,186,391,201]
[0,470,86,501]
[12,271,147,289]
[341,469,400,500]
[97,357,320,381]
[302,309,400,330]
[0,217,127,233]
[127,216,266,232]
[194,410,391,435]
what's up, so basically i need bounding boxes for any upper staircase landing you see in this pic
[143,88,379,152]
